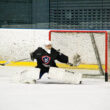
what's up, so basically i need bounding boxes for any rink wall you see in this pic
[0,29,49,61]
[0,29,109,72]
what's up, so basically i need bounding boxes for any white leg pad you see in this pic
[12,68,40,84]
[49,67,82,84]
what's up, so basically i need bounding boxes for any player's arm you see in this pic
[53,48,81,66]
[30,47,42,61]
[52,48,72,65]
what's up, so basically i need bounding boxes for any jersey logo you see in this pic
[42,56,51,64]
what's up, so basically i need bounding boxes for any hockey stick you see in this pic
[14,58,30,63]
[0,63,6,66]
[0,60,10,66]
[0,58,30,66]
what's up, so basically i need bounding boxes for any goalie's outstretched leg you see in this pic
[49,67,82,84]
[14,68,40,84]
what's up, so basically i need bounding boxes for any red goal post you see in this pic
[49,30,108,82]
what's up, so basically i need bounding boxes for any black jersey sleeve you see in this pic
[57,52,68,63]
[30,47,42,60]
[52,48,68,63]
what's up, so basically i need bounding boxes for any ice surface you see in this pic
[0,66,110,110]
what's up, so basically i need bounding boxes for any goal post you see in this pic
[49,30,108,82]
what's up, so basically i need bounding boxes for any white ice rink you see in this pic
[0,66,110,110]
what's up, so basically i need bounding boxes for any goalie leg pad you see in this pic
[20,68,40,84]
[49,67,82,84]
[12,68,40,84]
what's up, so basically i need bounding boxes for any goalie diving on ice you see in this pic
[30,41,82,84]
[0,41,82,84]
[30,41,70,79]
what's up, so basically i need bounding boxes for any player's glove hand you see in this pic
[30,52,34,61]
[73,54,81,66]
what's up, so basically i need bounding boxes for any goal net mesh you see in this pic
[49,30,108,77]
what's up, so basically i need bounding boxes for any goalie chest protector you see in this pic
[31,47,68,67]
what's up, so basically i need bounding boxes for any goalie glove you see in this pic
[73,54,81,66]
[30,52,34,61]
[67,62,73,66]
[68,54,81,66]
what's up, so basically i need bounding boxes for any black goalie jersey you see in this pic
[31,47,68,69]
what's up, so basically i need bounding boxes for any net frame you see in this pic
[49,30,108,82]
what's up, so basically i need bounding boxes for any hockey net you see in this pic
[49,30,109,81]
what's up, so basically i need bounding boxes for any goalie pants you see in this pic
[39,68,49,79]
